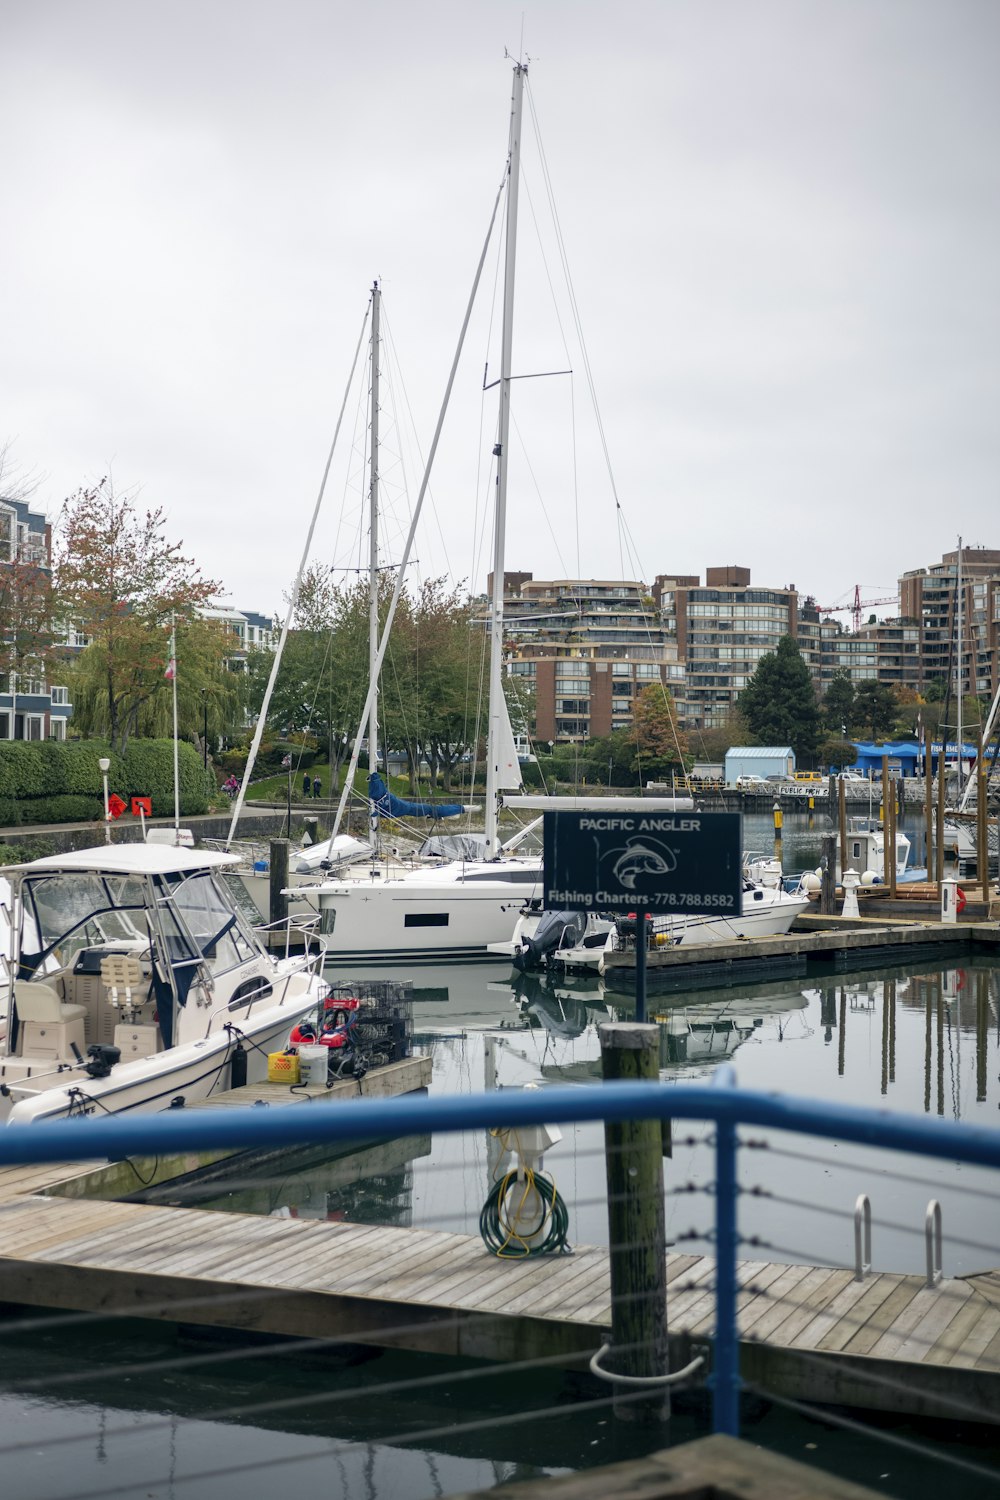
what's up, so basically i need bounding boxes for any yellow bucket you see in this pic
[267,1051,301,1085]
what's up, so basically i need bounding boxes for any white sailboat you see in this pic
[300,64,692,964]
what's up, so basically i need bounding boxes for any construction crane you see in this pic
[818,585,899,634]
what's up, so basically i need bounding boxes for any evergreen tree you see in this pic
[852,679,898,740]
[822,669,856,737]
[739,636,821,763]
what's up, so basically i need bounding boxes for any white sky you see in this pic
[2,0,997,620]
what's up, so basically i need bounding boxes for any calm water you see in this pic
[2,809,998,1500]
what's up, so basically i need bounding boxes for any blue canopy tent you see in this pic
[847,741,921,778]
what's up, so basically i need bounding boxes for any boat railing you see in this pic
[253,912,326,970]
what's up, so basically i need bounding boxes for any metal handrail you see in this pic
[926,1198,943,1287]
[854,1193,872,1280]
[0,1079,997,1440]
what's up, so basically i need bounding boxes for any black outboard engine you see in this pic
[84,1044,121,1079]
[512,910,587,974]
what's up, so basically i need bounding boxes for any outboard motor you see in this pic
[84,1044,121,1079]
[512,911,587,974]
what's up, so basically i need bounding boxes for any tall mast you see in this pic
[485,61,526,857]
[956,535,963,785]
[368,280,381,847]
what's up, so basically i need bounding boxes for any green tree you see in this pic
[852,679,898,740]
[822,670,856,737]
[739,635,822,763]
[626,684,689,781]
[55,479,222,752]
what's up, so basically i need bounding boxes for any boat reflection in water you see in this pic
[508,970,810,1083]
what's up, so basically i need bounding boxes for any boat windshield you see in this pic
[157,872,258,972]
[20,872,148,970]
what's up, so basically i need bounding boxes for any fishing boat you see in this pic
[299,64,691,962]
[0,843,328,1124]
[499,856,810,976]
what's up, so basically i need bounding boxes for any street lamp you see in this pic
[98,757,111,845]
[201,689,208,770]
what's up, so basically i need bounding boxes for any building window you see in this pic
[50,718,67,741]
[51,686,69,706]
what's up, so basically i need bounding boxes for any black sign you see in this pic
[543,809,743,914]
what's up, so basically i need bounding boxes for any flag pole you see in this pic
[170,613,180,839]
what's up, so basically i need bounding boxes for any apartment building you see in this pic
[0,495,72,740]
[501,575,685,743]
[652,567,802,731]
[899,547,1000,699]
[201,605,278,670]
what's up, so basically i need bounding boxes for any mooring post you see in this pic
[635,913,647,1023]
[269,838,290,927]
[838,776,848,874]
[599,1022,669,1422]
[820,833,837,915]
[925,757,933,882]
[936,758,946,885]
[978,731,990,903]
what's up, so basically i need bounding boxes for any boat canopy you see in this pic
[417,833,489,860]
[4,845,241,877]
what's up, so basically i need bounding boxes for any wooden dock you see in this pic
[0,1055,432,1206]
[602,918,1000,992]
[0,1185,996,1424]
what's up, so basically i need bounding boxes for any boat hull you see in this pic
[314,876,541,964]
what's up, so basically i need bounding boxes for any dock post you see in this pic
[883,756,897,899]
[269,839,290,927]
[820,833,837,915]
[978,731,990,902]
[838,777,848,874]
[936,758,946,885]
[599,1022,669,1422]
[925,758,933,880]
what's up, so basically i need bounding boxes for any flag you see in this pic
[164,656,176,681]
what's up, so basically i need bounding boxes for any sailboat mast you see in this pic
[485,61,527,857]
[368,280,381,847]
[956,535,963,784]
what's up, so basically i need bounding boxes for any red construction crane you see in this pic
[818,585,899,634]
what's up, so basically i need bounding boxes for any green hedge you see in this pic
[0,740,217,824]
[259,740,317,771]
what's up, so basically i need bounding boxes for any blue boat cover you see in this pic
[368,773,464,820]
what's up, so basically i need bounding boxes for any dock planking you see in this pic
[0,1185,997,1424]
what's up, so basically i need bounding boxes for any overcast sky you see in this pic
[2,0,997,621]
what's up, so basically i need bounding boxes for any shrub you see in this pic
[259,740,316,771]
[0,743,47,799]
[0,835,57,865]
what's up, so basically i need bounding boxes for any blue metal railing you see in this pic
[2,1076,999,1438]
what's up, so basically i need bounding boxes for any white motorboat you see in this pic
[500,870,810,975]
[0,843,328,1124]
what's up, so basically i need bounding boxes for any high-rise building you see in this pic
[653,567,801,730]
[899,547,1000,699]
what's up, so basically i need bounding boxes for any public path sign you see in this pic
[543,809,743,914]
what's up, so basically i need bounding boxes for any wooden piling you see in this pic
[936,757,946,885]
[599,1022,669,1422]
[838,777,848,873]
[925,758,933,880]
[978,731,990,902]
[820,833,837,916]
[269,839,290,926]
[883,756,896,899]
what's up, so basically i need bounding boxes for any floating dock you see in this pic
[0,1184,995,1425]
[602,920,1000,992]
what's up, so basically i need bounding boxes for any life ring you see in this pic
[955,887,966,915]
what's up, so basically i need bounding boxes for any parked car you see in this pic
[734,774,770,790]
[837,770,866,782]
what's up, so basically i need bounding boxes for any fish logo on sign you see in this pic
[605,837,677,890]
